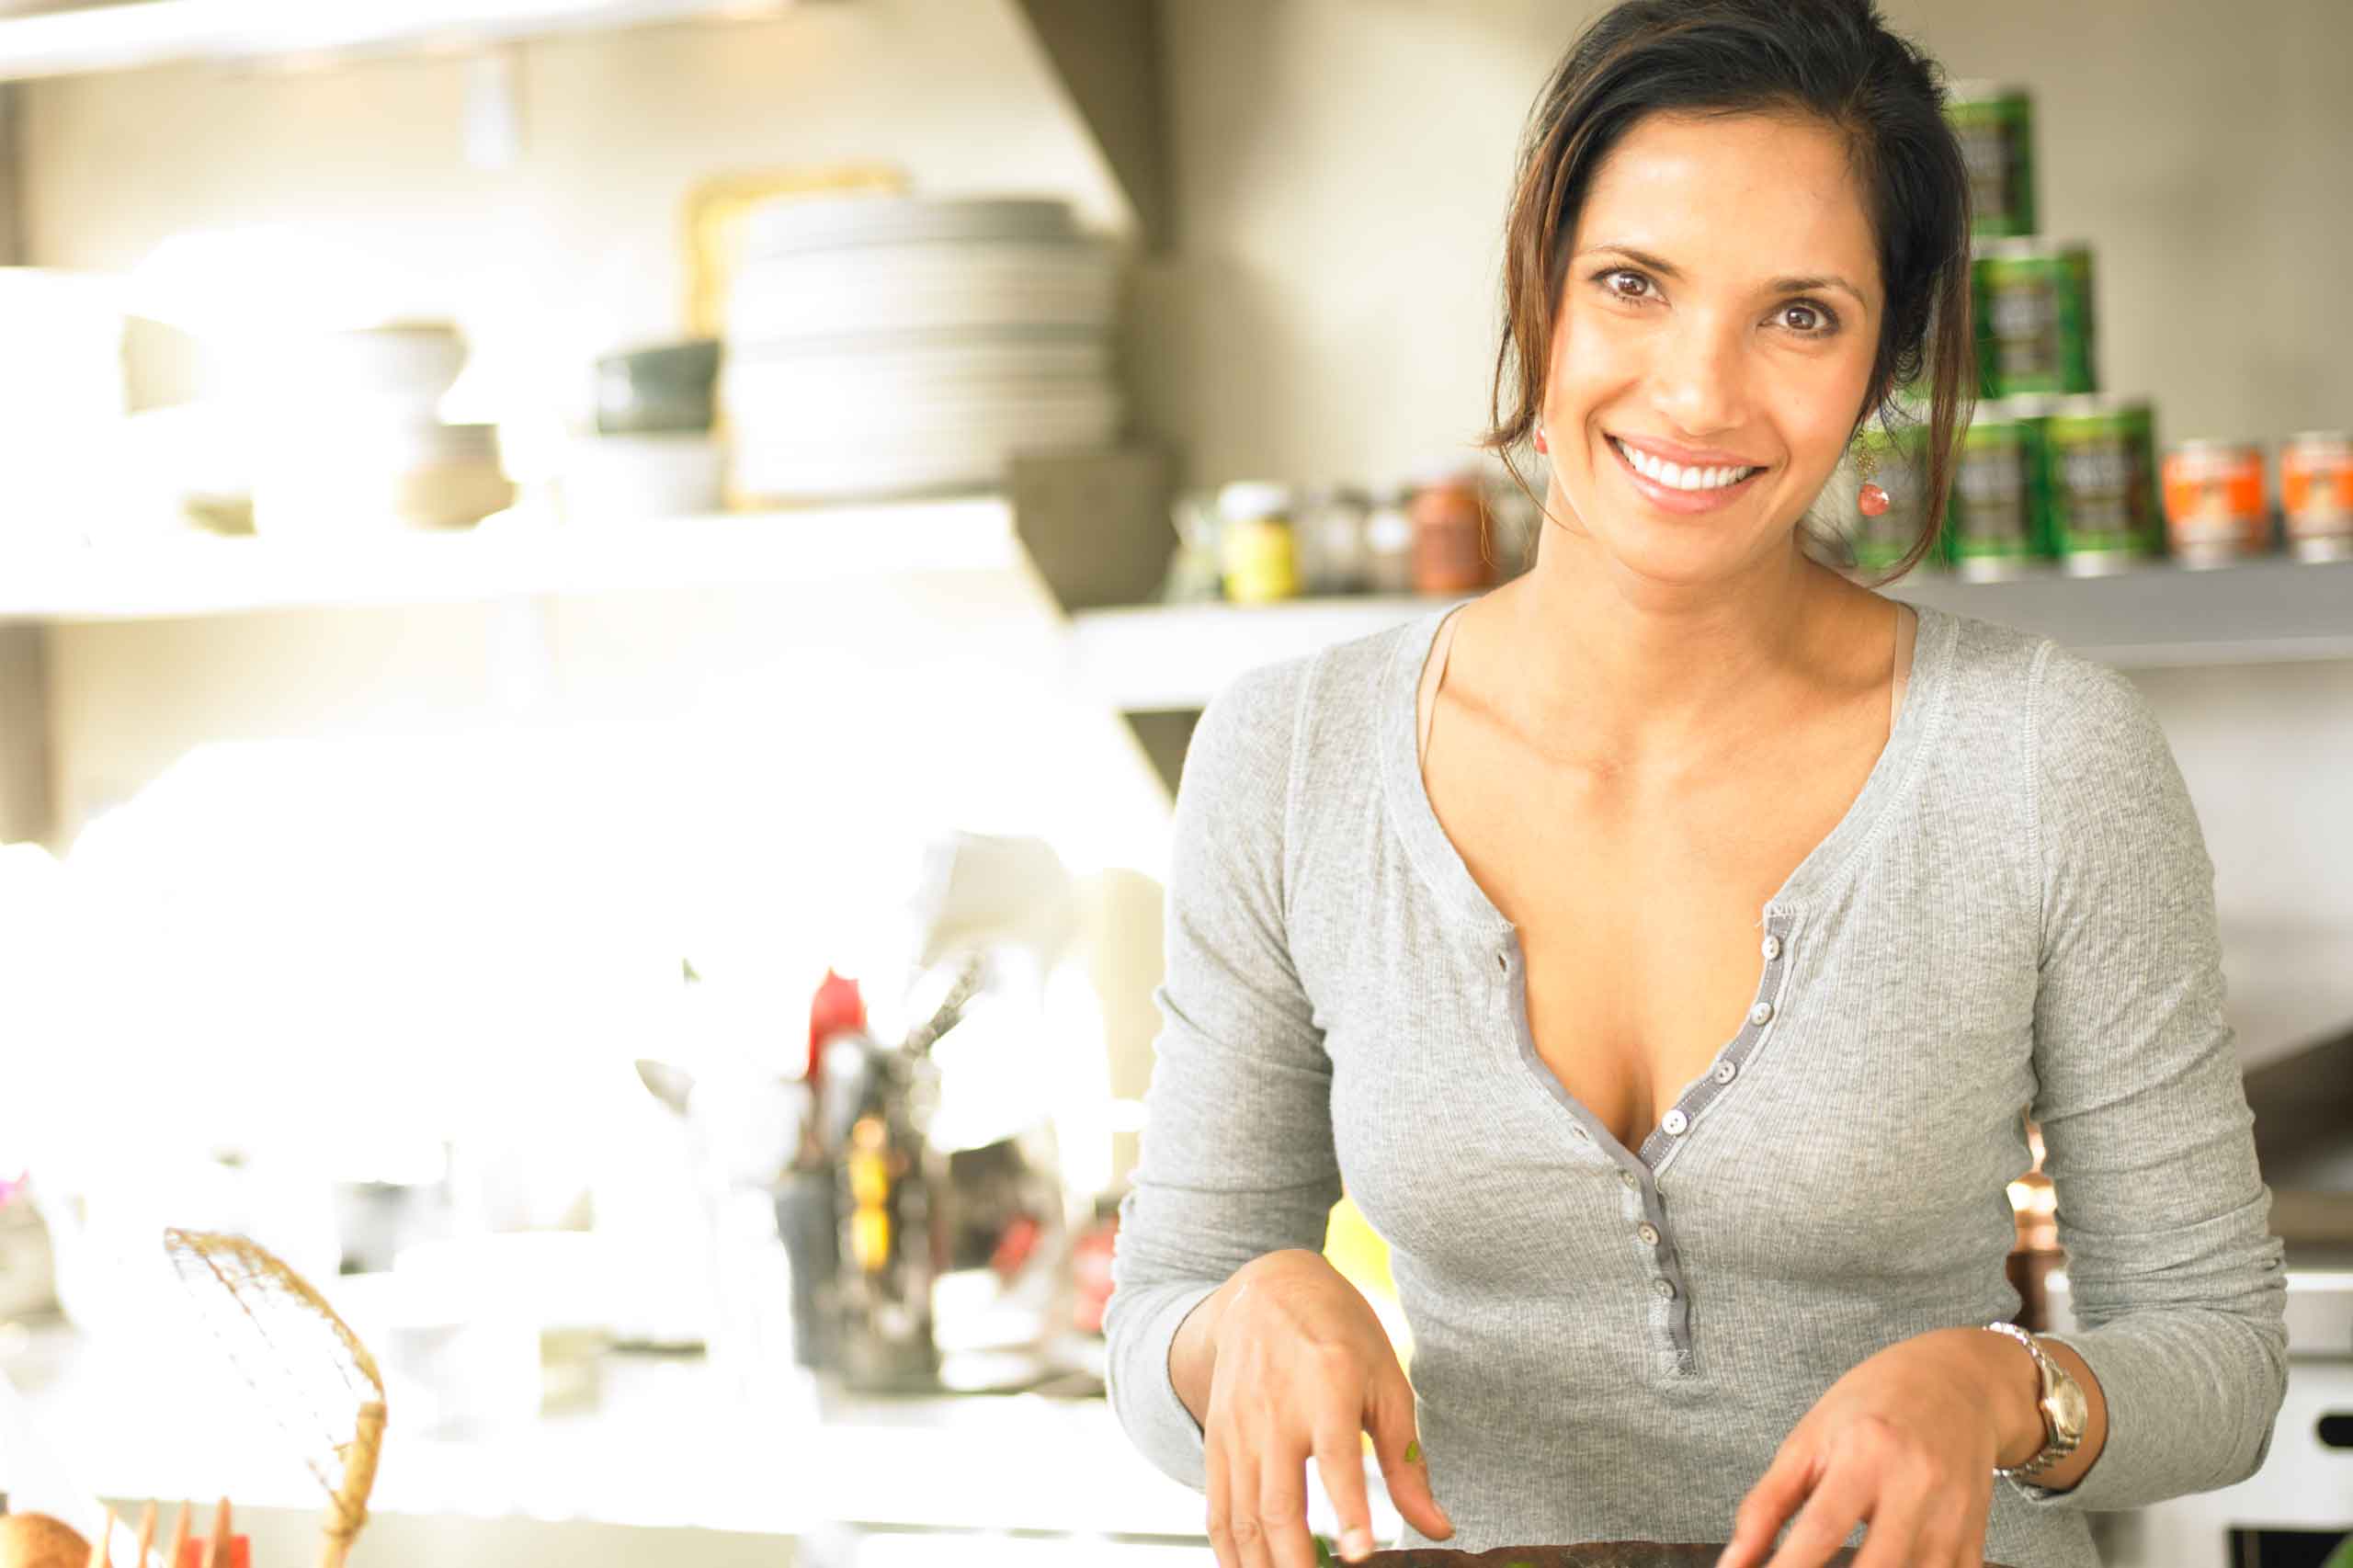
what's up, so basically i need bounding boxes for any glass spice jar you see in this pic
[1217,481,1298,604]
[1408,467,1490,596]
[1362,487,1416,596]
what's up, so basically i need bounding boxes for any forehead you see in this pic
[1574,110,1879,293]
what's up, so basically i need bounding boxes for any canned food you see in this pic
[2161,441,2270,567]
[1218,481,1298,603]
[1974,240,2096,398]
[2046,396,2160,574]
[2281,431,2353,562]
[1951,402,2046,579]
[1948,84,2037,239]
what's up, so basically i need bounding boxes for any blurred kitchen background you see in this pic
[0,1,2346,1565]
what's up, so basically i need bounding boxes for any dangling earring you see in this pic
[1854,437,1889,517]
[1534,421,1550,454]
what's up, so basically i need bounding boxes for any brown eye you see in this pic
[1780,302,1835,334]
[1608,270,1652,300]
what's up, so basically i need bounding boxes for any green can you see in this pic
[1950,400,2049,579]
[2059,243,2097,387]
[2045,396,2161,574]
[1974,240,2096,398]
[1947,83,2037,238]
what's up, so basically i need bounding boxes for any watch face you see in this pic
[2049,1376,2090,1439]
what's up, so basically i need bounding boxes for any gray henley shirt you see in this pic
[1106,602,2289,1567]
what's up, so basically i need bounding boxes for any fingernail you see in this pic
[1342,1528,1372,1561]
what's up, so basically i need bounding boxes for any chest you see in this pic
[1419,699,1890,1153]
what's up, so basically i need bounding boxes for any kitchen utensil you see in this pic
[129,1506,152,1568]
[594,340,720,436]
[81,1506,108,1568]
[162,1231,386,1568]
[162,1504,188,1568]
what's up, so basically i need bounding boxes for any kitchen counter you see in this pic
[0,1317,1302,1558]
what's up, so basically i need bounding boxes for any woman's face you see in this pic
[1539,109,1884,586]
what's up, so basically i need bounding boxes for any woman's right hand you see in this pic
[1173,1248,1455,1567]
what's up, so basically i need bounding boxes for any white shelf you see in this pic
[1069,557,2353,711]
[0,497,1019,622]
[0,0,815,82]
[1885,556,2353,669]
[1067,596,1456,711]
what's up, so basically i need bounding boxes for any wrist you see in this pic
[1929,1324,2047,1468]
[1977,1326,2056,1470]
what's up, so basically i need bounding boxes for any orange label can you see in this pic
[2161,442,2268,566]
[2282,431,2353,562]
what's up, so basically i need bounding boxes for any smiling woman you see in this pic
[1483,2,1974,585]
[1107,5,2287,1568]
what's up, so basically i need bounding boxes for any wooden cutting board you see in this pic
[1362,1547,2017,1567]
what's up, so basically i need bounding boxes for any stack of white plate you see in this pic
[723,196,1121,501]
[252,323,515,535]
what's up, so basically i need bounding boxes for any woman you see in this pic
[1106,2,2287,1566]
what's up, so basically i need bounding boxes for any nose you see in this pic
[1647,308,1747,437]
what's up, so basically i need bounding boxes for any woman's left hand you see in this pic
[1717,1328,2020,1568]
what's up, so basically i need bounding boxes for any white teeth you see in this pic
[1614,437,1756,491]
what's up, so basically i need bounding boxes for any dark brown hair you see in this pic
[1484,0,1974,581]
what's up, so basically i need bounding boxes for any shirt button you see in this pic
[1761,935,1783,961]
[1618,1168,1641,1191]
[1747,1001,1774,1027]
[1712,1060,1737,1085]
[1637,1222,1660,1246]
[1661,1108,1689,1137]
[1652,1278,1677,1300]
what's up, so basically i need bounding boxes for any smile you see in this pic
[1610,437,1761,491]
[1607,435,1768,515]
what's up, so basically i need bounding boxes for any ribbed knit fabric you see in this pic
[1105,603,2288,1568]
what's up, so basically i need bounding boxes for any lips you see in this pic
[1604,434,1768,516]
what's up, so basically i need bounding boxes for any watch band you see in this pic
[1983,1321,2082,1480]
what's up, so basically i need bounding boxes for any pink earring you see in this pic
[1534,423,1550,454]
[1854,439,1889,516]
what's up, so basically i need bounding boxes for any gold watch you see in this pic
[1984,1321,2087,1482]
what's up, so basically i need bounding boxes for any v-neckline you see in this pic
[1379,595,1958,1167]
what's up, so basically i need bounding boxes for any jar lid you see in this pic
[1217,481,1293,521]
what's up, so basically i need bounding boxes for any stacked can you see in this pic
[1949,400,2048,580]
[2044,398,2161,574]
[1973,240,2097,399]
[1949,84,2036,239]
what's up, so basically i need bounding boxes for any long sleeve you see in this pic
[1105,658,1344,1492]
[2014,643,2289,1512]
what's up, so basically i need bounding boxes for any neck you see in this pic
[1488,487,1843,763]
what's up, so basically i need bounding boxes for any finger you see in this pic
[1259,1439,1321,1568]
[1225,1433,1275,1568]
[1848,1463,1935,1568]
[1720,1442,1817,1568]
[1761,1461,1872,1568]
[1206,1429,1243,1568]
[1309,1414,1374,1562]
[1365,1361,1453,1541]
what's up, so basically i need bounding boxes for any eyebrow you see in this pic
[1577,243,1870,307]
